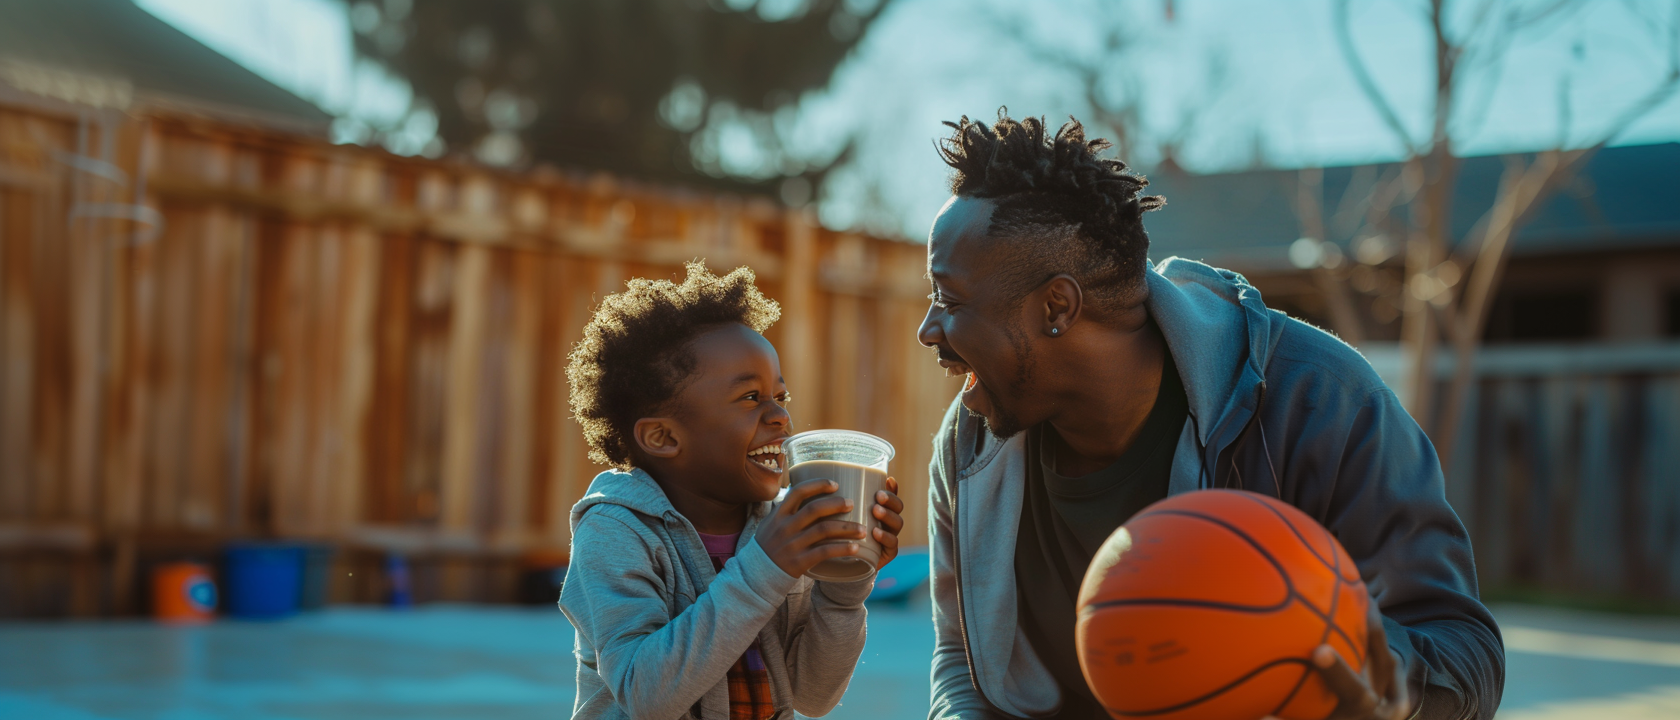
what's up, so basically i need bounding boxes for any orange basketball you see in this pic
[1075,489,1370,720]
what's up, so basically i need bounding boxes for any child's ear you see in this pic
[633,418,682,459]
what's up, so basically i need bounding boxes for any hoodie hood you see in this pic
[1145,257,1288,457]
[569,467,773,534]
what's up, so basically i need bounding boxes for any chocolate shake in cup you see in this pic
[781,429,895,583]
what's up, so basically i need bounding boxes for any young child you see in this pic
[561,262,906,720]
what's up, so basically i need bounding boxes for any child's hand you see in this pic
[871,477,907,569]
[758,480,867,578]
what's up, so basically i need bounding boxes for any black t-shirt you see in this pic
[1013,353,1188,718]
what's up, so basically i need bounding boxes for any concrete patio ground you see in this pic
[3,596,1679,719]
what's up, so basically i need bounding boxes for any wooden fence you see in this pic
[1438,344,1680,603]
[0,103,960,616]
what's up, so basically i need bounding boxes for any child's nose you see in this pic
[765,402,790,427]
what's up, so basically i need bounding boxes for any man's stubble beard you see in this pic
[979,319,1035,440]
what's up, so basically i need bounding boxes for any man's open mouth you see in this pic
[748,442,784,473]
[938,357,978,391]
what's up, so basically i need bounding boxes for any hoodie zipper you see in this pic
[950,446,989,705]
[949,424,1006,714]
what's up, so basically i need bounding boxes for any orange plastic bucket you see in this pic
[152,562,217,623]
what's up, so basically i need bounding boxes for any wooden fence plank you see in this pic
[367,230,415,525]
[64,168,110,525]
[180,206,240,530]
[30,152,68,521]
[495,250,542,546]
[1645,378,1680,597]
[439,243,489,535]
[301,223,345,536]
[528,251,567,544]
[778,213,817,432]
[334,226,379,534]
[1,188,35,520]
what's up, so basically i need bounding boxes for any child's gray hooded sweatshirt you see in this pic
[560,467,873,720]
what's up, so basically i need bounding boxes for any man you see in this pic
[919,112,1503,720]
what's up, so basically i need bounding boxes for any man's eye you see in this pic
[927,292,952,310]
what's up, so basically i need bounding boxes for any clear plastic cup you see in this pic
[781,429,895,582]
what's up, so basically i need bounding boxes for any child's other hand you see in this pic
[758,480,866,578]
[871,477,906,569]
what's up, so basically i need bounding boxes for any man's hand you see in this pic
[870,476,906,568]
[758,479,867,578]
[1269,603,1412,720]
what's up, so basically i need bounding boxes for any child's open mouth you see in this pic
[748,442,784,473]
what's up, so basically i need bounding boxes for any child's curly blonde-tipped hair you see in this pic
[567,261,781,468]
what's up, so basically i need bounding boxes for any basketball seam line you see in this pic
[1077,591,1362,665]
[1125,509,1298,598]
[1230,491,1340,575]
[1101,657,1319,717]
[1137,498,1364,588]
[1273,520,1350,717]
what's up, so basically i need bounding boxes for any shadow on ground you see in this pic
[3,596,1678,719]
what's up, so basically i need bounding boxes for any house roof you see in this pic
[1143,142,1680,271]
[0,0,331,133]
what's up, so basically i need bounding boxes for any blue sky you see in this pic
[139,0,1680,239]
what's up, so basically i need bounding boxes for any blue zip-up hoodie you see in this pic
[927,258,1504,719]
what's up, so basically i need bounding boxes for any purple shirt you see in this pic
[697,531,769,674]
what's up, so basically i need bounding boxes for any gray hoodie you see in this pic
[560,467,873,720]
[929,259,1503,719]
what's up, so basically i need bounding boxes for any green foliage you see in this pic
[351,0,883,196]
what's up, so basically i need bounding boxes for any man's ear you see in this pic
[1042,274,1083,336]
[633,418,682,459]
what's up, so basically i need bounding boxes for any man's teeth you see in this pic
[748,444,782,456]
[753,457,781,471]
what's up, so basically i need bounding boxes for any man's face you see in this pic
[917,196,1044,439]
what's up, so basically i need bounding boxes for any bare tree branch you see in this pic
[1296,167,1365,344]
[1434,18,1680,467]
[1508,0,1587,29]
[1334,0,1421,154]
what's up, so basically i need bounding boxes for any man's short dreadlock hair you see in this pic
[938,109,1165,311]
[567,261,781,468]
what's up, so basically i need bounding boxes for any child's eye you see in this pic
[775,393,791,406]
[927,291,952,310]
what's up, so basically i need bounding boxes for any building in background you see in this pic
[0,0,332,134]
[1146,142,1680,351]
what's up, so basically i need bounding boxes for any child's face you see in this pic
[659,323,791,503]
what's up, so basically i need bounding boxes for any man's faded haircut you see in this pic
[938,109,1165,311]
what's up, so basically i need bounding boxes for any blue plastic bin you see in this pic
[224,543,304,619]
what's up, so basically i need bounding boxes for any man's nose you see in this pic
[917,306,944,348]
